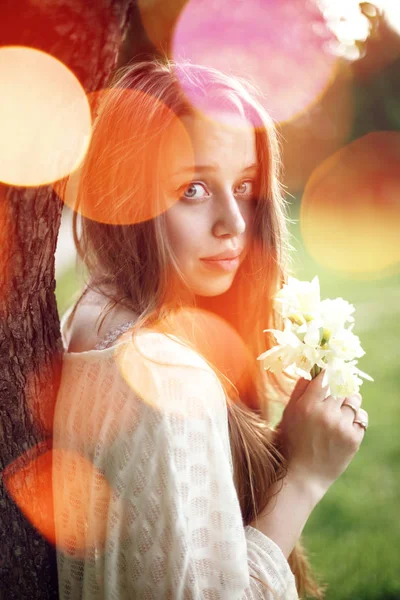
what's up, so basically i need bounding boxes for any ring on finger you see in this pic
[341,401,358,418]
[353,419,368,431]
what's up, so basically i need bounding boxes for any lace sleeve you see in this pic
[54,332,298,599]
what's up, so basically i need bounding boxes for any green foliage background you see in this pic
[287,202,400,600]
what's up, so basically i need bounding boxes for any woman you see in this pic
[54,58,368,599]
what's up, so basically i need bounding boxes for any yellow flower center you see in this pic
[289,313,305,326]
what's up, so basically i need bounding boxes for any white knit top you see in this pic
[53,306,298,599]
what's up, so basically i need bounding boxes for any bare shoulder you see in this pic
[66,288,139,353]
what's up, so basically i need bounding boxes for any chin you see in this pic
[191,275,235,297]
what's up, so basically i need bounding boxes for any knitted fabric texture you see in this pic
[53,307,298,599]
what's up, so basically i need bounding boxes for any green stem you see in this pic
[310,364,321,379]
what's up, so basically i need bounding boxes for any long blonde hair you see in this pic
[69,57,327,599]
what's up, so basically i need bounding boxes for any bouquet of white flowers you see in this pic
[257,276,373,398]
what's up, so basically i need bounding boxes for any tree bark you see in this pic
[0,1,136,597]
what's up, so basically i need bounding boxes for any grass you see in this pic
[287,202,400,599]
[55,202,400,600]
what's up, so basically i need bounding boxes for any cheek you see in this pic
[172,232,195,260]
[166,215,198,261]
[240,201,256,235]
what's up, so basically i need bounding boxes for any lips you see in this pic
[200,249,242,261]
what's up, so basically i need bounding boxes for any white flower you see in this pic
[257,275,373,399]
[298,319,322,347]
[274,275,321,321]
[325,329,365,362]
[284,363,313,380]
[259,319,324,379]
[263,318,301,347]
[258,320,304,374]
[319,298,355,334]
[321,359,374,397]
[257,344,301,375]
[292,346,323,379]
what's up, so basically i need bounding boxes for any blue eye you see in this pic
[181,182,210,201]
[234,179,255,196]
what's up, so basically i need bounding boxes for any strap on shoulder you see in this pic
[94,320,136,350]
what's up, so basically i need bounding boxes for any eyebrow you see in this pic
[172,163,259,176]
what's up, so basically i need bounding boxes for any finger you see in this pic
[290,377,310,403]
[340,394,362,411]
[329,393,363,417]
[356,407,368,426]
[339,403,368,429]
[296,370,329,407]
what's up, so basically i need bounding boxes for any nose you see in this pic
[211,191,247,238]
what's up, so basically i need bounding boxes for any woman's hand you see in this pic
[274,371,368,500]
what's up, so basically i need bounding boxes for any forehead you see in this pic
[176,112,257,173]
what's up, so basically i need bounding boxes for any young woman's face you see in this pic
[165,112,258,297]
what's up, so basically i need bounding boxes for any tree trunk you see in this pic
[0,1,136,597]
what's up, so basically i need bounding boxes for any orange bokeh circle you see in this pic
[60,87,194,226]
[3,446,112,557]
[301,131,400,277]
[116,306,254,414]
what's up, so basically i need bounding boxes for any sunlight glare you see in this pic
[171,0,338,124]
[374,0,400,34]
[0,46,91,187]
